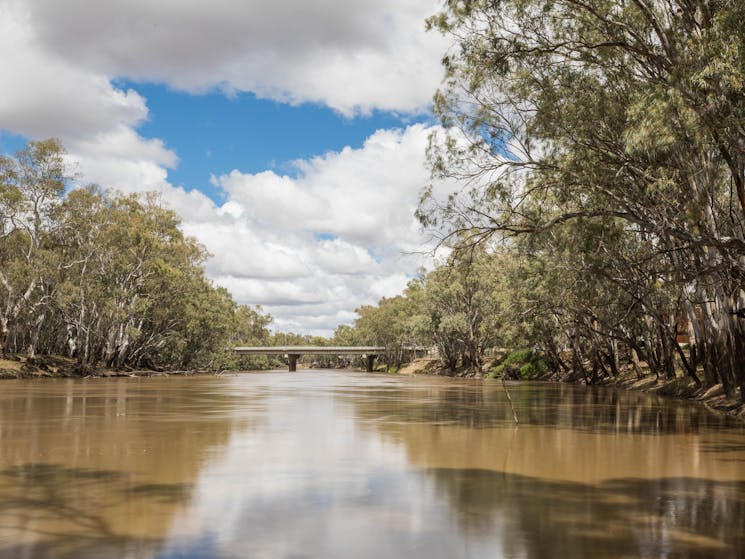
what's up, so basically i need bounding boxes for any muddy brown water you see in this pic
[0,371,743,558]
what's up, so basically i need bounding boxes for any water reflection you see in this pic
[0,377,261,559]
[0,373,743,558]
[349,380,741,434]
[350,383,745,484]
[426,468,745,558]
[0,463,177,559]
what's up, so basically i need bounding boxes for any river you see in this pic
[0,371,743,558]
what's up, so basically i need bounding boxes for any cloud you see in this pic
[66,126,176,187]
[190,124,440,335]
[67,123,444,335]
[17,0,447,115]
[0,0,452,335]
[41,122,444,336]
[216,126,432,247]
[1,0,447,182]
[0,1,183,205]
[0,2,148,141]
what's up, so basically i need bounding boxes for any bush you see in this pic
[655,377,697,398]
[489,349,547,380]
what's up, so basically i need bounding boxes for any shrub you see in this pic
[489,349,547,380]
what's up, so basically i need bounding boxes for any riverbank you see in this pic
[5,353,743,421]
[0,354,212,379]
[596,373,745,420]
[399,358,745,421]
[0,354,80,378]
[0,354,359,379]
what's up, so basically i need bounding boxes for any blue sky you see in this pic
[0,130,25,154]
[0,0,450,335]
[129,83,432,202]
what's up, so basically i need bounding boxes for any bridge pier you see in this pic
[365,354,376,373]
[287,354,299,372]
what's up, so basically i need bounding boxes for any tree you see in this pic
[0,139,68,357]
[419,249,502,373]
[422,0,745,398]
[0,138,274,373]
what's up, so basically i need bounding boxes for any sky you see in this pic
[0,0,453,336]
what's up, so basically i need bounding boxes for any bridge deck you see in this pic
[233,346,385,356]
[233,346,385,372]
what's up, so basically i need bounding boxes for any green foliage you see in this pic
[654,377,698,399]
[331,246,510,374]
[351,281,432,371]
[417,247,504,373]
[489,350,547,380]
[0,139,273,371]
[420,0,745,394]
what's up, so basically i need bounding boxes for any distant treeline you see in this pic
[0,139,271,371]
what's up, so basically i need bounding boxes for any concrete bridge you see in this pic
[233,346,386,372]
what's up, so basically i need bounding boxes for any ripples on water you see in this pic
[0,371,743,558]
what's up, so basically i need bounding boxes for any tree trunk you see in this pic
[630,346,645,380]
[0,317,8,356]
[26,311,45,360]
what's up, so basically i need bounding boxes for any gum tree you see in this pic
[422,0,745,398]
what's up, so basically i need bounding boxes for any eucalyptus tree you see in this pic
[0,139,68,357]
[53,185,108,363]
[420,249,503,373]
[422,0,745,397]
[0,138,276,372]
[355,292,423,370]
[332,324,361,346]
[54,189,275,371]
[93,193,231,369]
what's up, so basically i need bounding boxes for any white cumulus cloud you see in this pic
[14,0,447,115]
[0,0,452,334]
[188,124,440,335]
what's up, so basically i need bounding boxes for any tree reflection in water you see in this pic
[0,374,743,559]
[0,463,186,559]
[349,378,745,558]
[0,377,264,559]
[350,380,742,434]
[427,468,745,559]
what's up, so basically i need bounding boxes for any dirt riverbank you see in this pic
[398,358,745,421]
[0,354,208,379]
[4,354,743,421]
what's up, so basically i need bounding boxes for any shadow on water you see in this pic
[0,377,274,559]
[427,467,745,559]
[0,463,194,559]
[346,376,745,558]
[127,483,195,504]
[350,381,744,435]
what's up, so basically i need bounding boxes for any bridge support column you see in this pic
[288,354,299,372]
[365,354,376,373]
